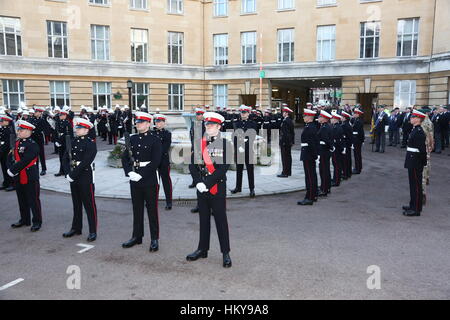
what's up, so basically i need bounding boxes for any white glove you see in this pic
[317,156,320,161]
[351,145,355,150]
[128,171,143,182]
[342,148,346,155]
[238,146,245,153]
[331,146,336,153]
[196,182,209,193]
[66,175,74,183]
[55,142,61,147]
[7,169,15,177]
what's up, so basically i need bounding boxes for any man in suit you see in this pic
[374,105,389,153]
[388,107,400,147]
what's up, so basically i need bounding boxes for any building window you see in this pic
[397,18,419,57]
[241,31,257,64]
[132,83,149,109]
[0,17,22,56]
[47,21,68,59]
[89,0,109,5]
[130,0,147,9]
[2,80,24,111]
[360,21,380,59]
[93,82,111,110]
[214,0,228,16]
[50,81,70,108]
[317,25,335,61]
[168,32,183,64]
[214,34,228,66]
[242,0,256,14]
[394,80,416,108]
[278,28,294,63]
[317,0,336,6]
[91,25,110,60]
[168,0,183,14]
[213,84,228,108]
[168,84,184,111]
[278,0,294,10]
[131,28,148,63]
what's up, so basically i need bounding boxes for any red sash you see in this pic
[201,137,218,195]
[14,140,37,184]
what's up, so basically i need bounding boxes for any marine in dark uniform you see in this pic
[121,112,162,252]
[317,110,333,197]
[187,112,232,268]
[189,108,206,213]
[330,113,344,187]
[277,106,295,178]
[341,111,353,180]
[403,110,427,217]
[152,114,173,210]
[54,110,73,177]
[231,106,257,198]
[62,118,98,242]
[0,114,14,191]
[7,120,43,231]
[29,106,49,176]
[297,108,319,206]
[351,108,365,174]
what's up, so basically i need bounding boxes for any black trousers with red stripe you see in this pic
[70,181,97,234]
[158,163,172,205]
[16,180,42,225]
[408,167,423,213]
[353,143,363,173]
[35,139,46,171]
[280,145,292,176]
[331,152,341,185]
[319,154,331,193]
[197,183,230,253]
[130,184,159,240]
[303,160,318,201]
[235,163,255,191]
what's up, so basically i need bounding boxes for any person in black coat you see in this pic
[317,110,333,197]
[374,105,389,153]
[403,110,427,217]
[388,107,400,147]
[121,112,162,252]
[187,112,233,268]
[297,108,319,206]
[278,106,295,178]
[62,118,98,242]
[7,120,43,231]
[330,113,344,187]
[54,110,73,177]
[351,108,365,174]
[0,114,14,191]
[152,114,173,210]
[231,106,258,198]
[400,107,413,148]
[341,111,353,179]
[29,106,51,176]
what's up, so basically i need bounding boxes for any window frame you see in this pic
[397,18,419,57]
[91,24,110,61]
[359,21,381,59]
[394,80,416,109]
[213,33,228,66]
[167,0,184,14]
[277,28,294,63]
[132,82,149,110]
[168,31,184,64]
[241,0,256,14]
[316,25,336,61]
[92,81,112,110]
[213,0,228,17]
[2,79,25,111]
[131,28,148,63]
[168,83,184,111]
[213,84,228,108]
[49,80,71,108]
[0,16,22,56]
[47,20,68,59]
[241,31,257,65]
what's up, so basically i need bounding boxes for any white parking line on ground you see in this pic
[0,278,24,291]
[76,243,95,254]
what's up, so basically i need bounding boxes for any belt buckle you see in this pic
[134,160,140,168]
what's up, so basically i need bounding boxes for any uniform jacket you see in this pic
[62,135,97,184]
[300,122,319,161]
[351,118,365,145]
[317,122,333,156]
[279,116,295,147]
[151,128,172,166]
[8,138,40,184]
[404,125,427,169]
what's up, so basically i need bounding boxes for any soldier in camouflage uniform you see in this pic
[420,108,434,205]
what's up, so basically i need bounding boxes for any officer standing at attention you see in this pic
[351,108,365,174]
[297,108,319,206]
[29,106,49,176]
[403,110,427,217]
[277,106,295,178]
[62,118,98,242]
[187,112,232,268]
[152,114,173,210]
[8,120,43,231]
[231,105,257,198]
[340,111,353,180]
[317,110,333,197]
[330,112,344,187]
[0,114,14,191]
[121,112,162,252]
[54,109,73,177]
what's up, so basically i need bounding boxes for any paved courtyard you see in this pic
[0,132,449,300]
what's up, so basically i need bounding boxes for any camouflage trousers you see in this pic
[422,152,431,196]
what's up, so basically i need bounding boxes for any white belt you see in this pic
[407,147,419,153]
[135,161,151,167]
[353,132,358,135]
[301,143,308,147]
[320,141,326,145]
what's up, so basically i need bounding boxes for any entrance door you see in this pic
[357,93,378,124]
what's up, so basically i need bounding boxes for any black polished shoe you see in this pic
[165,203,172,210]
[190,206,199,213]
[54,172,64,177]
[5,186,15,192]
[87,233,97,242]
[404,209,421,217]
[230,188,241,194]
[297,199,314,205]
[11,221,30,228]
[30,224,41,232]
[352,169,361,174]
[318,191,328,197]
[186,250,208,261]
[149,240,159,252]
[331,182,340,187]
[40,170,46,176]
[0,186,6,190]
[63,229,82,238]
[277,174,289,178]
[249,190,255,198]
[122,237,142,248]
[402,205,410,211]
[223,253,232,268]
[188,183,195,189]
